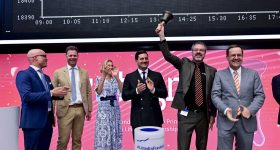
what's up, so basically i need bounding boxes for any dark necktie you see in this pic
[71,67,77,103]
[194,64,203,106]
[142,71,146,82]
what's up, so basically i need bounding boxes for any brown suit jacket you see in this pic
[52,66,92,118]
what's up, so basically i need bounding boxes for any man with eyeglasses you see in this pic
[16,49,68,150]
[155,24,217,150]
[211,45,265,150]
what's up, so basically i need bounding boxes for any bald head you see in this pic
[27,49,45,57]
[27,49,47,68]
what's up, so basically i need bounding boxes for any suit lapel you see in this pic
[78,67,83,89]
[240,67,247,96]
[205,65,210,97]
[28,67,45,90]
[226,68,239,95]
[147,69,153,80]
[183,63,195,94]
[62,67,71,87]
[135,69,144,83]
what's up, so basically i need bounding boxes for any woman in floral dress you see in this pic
[94,59,122,150]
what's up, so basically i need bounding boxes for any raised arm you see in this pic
[156,24,183,69]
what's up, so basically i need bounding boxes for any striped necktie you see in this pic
[194,64,203,106]
[233,71,240,94]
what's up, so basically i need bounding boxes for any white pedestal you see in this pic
[134,126,164,150]
[0,106,20,150]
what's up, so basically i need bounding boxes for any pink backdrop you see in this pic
[0,49,280,149]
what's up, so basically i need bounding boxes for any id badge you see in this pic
[180,108,189,117]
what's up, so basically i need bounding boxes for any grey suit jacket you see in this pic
[211,66,265,132]
[159,41,217,120]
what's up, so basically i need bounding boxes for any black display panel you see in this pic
[1,0,280,43]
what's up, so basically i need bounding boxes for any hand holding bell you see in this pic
[155,11,173,33]
[160,11,173,26]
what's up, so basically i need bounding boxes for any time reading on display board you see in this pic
[1,0,280,41]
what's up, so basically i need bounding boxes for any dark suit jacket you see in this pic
[159,41,217,121]
[122,69,168,128]
[272,74,280,124]
[16,67,54,129]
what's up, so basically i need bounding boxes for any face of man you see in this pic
[136,53,149,71]
[227,47,243,70]
[33,50,48,68]
[66,50,78,67]
[192,44,206,63]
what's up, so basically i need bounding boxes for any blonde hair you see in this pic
[100,59,113,73]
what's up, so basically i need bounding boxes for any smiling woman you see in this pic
[94,59,123,149]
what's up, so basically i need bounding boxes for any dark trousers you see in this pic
[177,110,209,150]
[217,119,254,150]
[23,114,53,150]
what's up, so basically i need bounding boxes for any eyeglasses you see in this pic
[192,48,206,53]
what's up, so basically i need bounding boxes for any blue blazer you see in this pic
[16,67,54,129]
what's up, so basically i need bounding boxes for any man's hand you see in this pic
[52,86,68,97]
[209,116,215,130]
[240,105,251,119]
[236,106,242,119]
[155,23,166,41]
[136,80,146,94]
[226,108,239,122]
[86,112,92,121]
[146,78,155,91]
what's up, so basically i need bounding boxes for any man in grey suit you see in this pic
[211,44,265,150]
[156,24,217,150]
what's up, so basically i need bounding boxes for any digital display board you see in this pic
[0,0,280,44]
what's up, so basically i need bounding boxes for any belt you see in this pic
[100,96,117,107]
[69,103,83,107]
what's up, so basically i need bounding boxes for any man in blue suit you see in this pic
[211,45,265,150]
[16,49,68,150]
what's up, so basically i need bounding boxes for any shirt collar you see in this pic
[229,66,241,76]
[67,64,78,70]
[138,68,148,75]
[30,65,41,72]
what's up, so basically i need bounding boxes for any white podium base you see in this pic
[0,106,20,150]
[134,126,164,150]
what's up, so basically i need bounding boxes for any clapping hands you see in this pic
[146,77,154,91]
[226,105,251,123]
[111,67,119,77]
[136,78,155,94]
